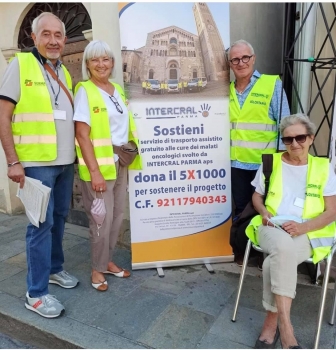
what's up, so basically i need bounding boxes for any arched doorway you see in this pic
[193,69,197,78]
[148,69,154,79]
[169,63,177,79]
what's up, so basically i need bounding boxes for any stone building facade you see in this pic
[122,2,228,83]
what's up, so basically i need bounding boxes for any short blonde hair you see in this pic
[82,40,115,80]
[31,12,66,37]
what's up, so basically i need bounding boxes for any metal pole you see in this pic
[232,240,252,322]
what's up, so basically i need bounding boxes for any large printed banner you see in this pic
[330,93,336,174]
[119,2,232,269]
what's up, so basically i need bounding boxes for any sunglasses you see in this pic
[281,134,310,145]
[109,95,123,114]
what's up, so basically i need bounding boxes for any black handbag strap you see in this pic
[261,154,273,202]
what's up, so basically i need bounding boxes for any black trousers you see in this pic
[231,167,258,218]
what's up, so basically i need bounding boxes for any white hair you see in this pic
[82,40,115,80]
[31,12,66,37]
[228,39,255,59]
[280,114,316,136]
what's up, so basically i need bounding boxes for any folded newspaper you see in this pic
[17,177,51,227]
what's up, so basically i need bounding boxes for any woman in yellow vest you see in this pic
[247,114,336,349]
[74,40,142,292]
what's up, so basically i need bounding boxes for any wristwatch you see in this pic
[8,161,21,167]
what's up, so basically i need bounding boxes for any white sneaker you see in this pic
[25,292,65,318]
[49,270,79,289]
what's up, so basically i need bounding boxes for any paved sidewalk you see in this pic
[0,212,335,349]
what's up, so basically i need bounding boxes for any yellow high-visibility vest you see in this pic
[246,153,335,263]
[183,81,188,87]
[12,53,72,161]
[75,80,142,181]
[230,74,278,164]
[142,81,146,88]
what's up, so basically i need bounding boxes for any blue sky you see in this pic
[119,3,230,50]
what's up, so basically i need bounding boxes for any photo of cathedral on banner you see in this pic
[330,93,336,175]
[120,2,230,100]
[119,3,233,270]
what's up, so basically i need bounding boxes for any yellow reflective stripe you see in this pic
[92,139,112,147]
[231,140,276,149]
[78,157,115,166]
[75,139,112,147]
[13,135,56,144]
[230,122,277,132]
[13,113,54,123]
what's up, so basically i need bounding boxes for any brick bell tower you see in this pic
[193,2,229,81]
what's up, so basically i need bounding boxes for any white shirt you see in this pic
[73,86,129,162]
[252,161,336,218]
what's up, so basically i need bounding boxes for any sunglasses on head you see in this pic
[281,134,310,145]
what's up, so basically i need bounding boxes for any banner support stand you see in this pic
[157,267,165,278]
[205,263,215,274]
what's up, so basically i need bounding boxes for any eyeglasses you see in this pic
[229,55,254,65]
[281,134,310,145]
[109,95,123,114]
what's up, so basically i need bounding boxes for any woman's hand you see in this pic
[261,210,274,226]
[90,170,106,192]
[282,221,306,236]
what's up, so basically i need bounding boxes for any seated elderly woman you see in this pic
[246,114,336,349]
[73,40,142,291]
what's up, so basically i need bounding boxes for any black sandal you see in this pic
[254,327,280,349]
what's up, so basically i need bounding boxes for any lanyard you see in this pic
[38,53,61,109]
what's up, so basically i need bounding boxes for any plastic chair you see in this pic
[231,239,336,349]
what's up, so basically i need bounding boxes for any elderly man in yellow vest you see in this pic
[178,80,182,94]
[142,80,146,94]
[0,12,78,318]
[197,78,202,92]
[228,39,290,266]
[183,80,188,93]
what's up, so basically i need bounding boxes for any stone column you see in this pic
[1,47,21,63]
[0,47,24,214]
[90,2,123,87]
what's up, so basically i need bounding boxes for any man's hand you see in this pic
[282,221,305,236]
[8,163,25,188]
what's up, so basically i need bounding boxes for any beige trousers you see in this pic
[81,162,128,271]
[257,225,312,312]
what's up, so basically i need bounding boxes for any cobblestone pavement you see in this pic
[0,332,37,349]
[0,212,335,348]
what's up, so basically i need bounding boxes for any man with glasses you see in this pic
[228,39,290,267]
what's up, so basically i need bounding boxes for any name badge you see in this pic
[53,110,66,120]
[294,197,305,208]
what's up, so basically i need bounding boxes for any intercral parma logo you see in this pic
[25,79,33,87]
[198,103,211,117]
[93,106,100,113]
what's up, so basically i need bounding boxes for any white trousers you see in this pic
[257,225,312,312]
